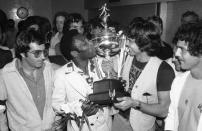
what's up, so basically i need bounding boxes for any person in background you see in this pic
[6,19,17,49]
[165,22,202,131]
[0,30,55,131]
[171,10,200,73]
[0,9,13,69]
[147,16,173,61]
[68,13,85,34]
[113,19,175,131]
[85,17,103,40]
[181,10,199,25]
[49,11,69,56]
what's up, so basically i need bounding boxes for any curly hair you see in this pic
[128,19,161,56]
[173,22,202,56]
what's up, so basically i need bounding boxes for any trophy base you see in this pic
[89,79,130,106]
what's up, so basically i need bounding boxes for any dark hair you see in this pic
[67,13,85,29]
[60,29,79,60]
[18,16,42,32]
[38,17,52,44]
[18,16,51,44]
[128,20,161,56]
[52,11,69,33]
[85,17,103,39]
[127,17,144,35]
[15,30,46,59]
[88,17,103,29]
[17,20,26,32]
[173,22,202,56]
[0,9,8,33]
[181,11,199,24]
[147,15,163,35]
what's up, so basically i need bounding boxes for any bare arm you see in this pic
[114,91,170,118]
[137,91,170,118]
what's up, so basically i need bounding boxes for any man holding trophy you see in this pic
[113,18,175,131]
[52,29,113,131]
[52,4,129,131]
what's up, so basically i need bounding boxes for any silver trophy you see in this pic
[89,4,129,106]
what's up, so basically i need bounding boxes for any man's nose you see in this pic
[175,48,181,58]
[40,52,46,60]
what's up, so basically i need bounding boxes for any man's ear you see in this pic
[71,51,79,58]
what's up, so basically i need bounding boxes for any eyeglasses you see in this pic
[28,49,48,58]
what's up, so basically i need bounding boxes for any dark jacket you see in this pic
[0,48,13,68]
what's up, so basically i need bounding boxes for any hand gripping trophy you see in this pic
[89,3,129,106]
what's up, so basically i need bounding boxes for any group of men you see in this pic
[0,11,202,131]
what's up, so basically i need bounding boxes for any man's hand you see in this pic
[81,101,99,116]
[114,97,139,111]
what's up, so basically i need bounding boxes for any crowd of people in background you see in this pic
[0,8,202,131]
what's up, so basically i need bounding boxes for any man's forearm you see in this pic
[136,102,169,118]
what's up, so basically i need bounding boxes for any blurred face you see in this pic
[28,24,39,31]
[75,37,96,60]
[23,42,48,69]
[181,15,197,25]
[175,40,200,70]
[69,21,84,34]
[56,16,65,33]
[127,38,141,56]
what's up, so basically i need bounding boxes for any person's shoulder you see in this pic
[158,61,175,79]
[55,62,74,76]
[1,59,15,72]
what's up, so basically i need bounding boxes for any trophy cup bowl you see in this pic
[91,29,121,57]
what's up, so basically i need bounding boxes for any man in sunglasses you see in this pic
[0,30,55,131]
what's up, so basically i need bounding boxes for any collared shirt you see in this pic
[66,60,98,86]
[16,60,46,119]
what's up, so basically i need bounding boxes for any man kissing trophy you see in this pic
[89,3,129,106]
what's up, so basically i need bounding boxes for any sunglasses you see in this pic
[28,49,49,58]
